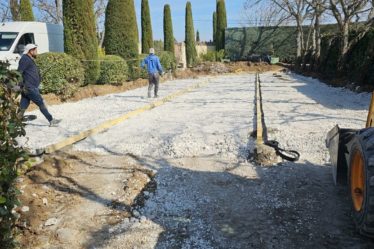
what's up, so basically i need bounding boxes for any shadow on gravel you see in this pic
[79,147,374,249]
[290,74,370,111]
[262,73,370,111]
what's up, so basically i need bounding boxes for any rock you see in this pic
[45,218,59,226]
[21,206,30,213]
[42,185,50,191]
[254,144,278,166]
[133,210,140,217]
[32,193,38,198]
[140,216,147,223]
[56,228,78,241]
[143,191,150,197]
[130,217,138,223]
[42,198,48,206]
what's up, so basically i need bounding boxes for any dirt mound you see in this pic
[15,150,156,249]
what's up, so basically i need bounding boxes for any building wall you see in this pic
[174,42,216,68]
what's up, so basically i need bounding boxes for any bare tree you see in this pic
[306,0,328,69]
[33,0,63,23]
[242,1,292,57]
[0,1,12,22]
[246,0,315,67]
[273,0,314,66]
[329,0,373,69]
[32,0,107,26]
[243,1,291,27]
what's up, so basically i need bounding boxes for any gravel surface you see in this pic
[20,72,374,248]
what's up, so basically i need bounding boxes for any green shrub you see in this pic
[216,49,226,61]
[98,55,129,85]
[159,51,177,71]
[35,53,85,100]
[201,50,225,62]
[0,62,26,248]
[201,51,216,62]
[128,54,148,80]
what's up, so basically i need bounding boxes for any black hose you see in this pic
[265,140,300,162]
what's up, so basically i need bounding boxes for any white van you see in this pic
[0,22,64,69]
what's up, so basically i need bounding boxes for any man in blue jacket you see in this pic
[141,48,164,98]
[17,44,61,127]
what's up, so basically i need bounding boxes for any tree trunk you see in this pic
[55,0,63,23]
[10,0,19,21]
[296,26,303,69]
[337,22,349,72]
[313,12,321,70]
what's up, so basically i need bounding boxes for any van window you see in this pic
[14,33,35,54]
[0,32,18,51]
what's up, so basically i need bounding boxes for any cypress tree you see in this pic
[103,0,139,59]
[163,4,175,54]
[216,0,227,51]
[63,0,99,83]
[19,0,34,21]
[213,12,217,43]
[141,0,153,54]
[196,30,200,42]
[185,1,197,67]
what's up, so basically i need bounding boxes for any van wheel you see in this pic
[349,128,374,237]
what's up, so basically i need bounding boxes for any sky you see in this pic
[134,0,247,42]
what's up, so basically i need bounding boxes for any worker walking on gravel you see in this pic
[141,48,164,98]
[17,44,61,127]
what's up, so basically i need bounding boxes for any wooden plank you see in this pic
[256,73,264,145]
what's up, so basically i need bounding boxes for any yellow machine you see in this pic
[326,92,374,237]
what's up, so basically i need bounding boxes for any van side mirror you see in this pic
[16,44,25,54]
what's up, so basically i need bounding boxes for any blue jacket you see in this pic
[141,54,163,74]
[18,54,41,89]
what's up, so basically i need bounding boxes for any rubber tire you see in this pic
[348,128,374,237]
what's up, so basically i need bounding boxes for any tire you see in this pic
[348,128,374,237]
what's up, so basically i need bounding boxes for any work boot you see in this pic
[49,119,62,127]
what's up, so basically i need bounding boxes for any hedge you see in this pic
[0,62,26,248]
[159,51,177,71]
[98,55,129,85]
[318,29,374,87]
[35,53,85,100]
[128,54,148,81]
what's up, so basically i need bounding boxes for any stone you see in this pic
[56,228,79,242]
[45,218,59,226]
[133,210,140,217]
[140,216,147,223]
[254,144,278,166]
[21,206,30,213]
[42,198,48,206]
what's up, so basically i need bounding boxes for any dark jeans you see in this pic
[20,87,53,122]
[148,73,160,97]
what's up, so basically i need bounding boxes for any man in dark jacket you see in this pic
[141,48,164,98]
[18,44,61,127]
